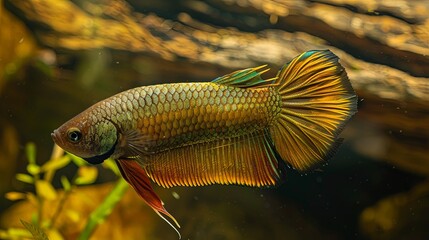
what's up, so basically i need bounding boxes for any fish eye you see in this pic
[67,128,82,143]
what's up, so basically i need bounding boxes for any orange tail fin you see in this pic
[270,50,357,170]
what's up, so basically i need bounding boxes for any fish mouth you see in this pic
[51,129,64,147]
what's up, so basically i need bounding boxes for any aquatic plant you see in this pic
[0,143,128,240]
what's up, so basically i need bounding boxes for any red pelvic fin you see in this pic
[116,159,181,238]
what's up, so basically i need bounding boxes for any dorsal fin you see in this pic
[211,65,276,88]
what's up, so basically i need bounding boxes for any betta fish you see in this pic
[52,50,357,237]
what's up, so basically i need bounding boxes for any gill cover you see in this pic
[83,120,118,164]
[52,115,118,164]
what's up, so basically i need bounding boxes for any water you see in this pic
[1,1,428,239]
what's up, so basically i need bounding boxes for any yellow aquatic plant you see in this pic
[0,143,128,240]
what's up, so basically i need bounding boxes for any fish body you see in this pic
[81,82,280,161]
[52,50,357,237]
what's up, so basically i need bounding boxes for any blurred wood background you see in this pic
[4,0,429,100]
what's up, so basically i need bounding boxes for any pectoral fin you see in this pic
[116,159,181,238]
[120,129,156,158]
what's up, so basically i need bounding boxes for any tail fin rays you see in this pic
[270,50,357,170]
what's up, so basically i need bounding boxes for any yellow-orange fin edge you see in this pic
[143,130,282,188]
[270,50,357,171]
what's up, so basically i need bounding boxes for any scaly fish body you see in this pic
[52,50,357,237]
[86,83,280,158]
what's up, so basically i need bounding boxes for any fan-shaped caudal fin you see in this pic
[116,159,181,239]
[270,50,357,171]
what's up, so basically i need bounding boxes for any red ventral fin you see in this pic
[116,159,181,238]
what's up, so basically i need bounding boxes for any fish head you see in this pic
[51,112,118,164]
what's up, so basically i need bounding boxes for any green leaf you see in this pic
[47,229,64,240]
[27,164,41,175]
[78,178,129,240]
[61,176,71,191]
[69,153,87,167]
[35,180,57,200]
[41,219,51,229]
[31,212,38,225]
[66,210,81,223]
[5,191,27,201]
[20,220,49,240]
[16,173,34,184]
[41,155,71,172]
[25,142,36,164]
[1,227,32,238]
[102,159,120,176]
[74,166,98,185]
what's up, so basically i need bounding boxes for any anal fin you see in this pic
[143,130,282,188]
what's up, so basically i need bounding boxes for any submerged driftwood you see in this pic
[5,0,429,102]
